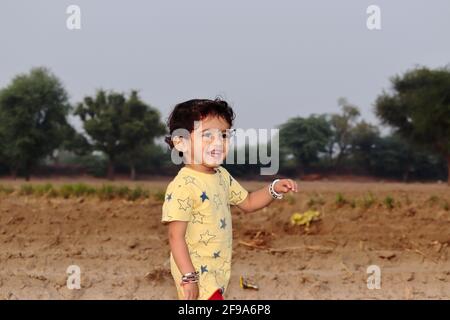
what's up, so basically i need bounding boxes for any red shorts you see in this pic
[208,288,224,300]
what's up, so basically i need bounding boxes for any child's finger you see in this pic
[289,180,298,192]
[286,179,295,192]
[290,180,295,191]
[276,180,293,193]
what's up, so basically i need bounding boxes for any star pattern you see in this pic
[220,218,227,229]
[166,192,172,201]
[213,251,221,259]
[218,172,226,189]
[199,230,216,245]
[189,250,201,259]
[177,196,193,211]
[230,190,243,203]
[191,211,205,224]
[201,265,208,274]
[200,191,209,202]
[213,194,222,209]
[219,259,231,275]
[219,259,230,269]
[183,175,196,185]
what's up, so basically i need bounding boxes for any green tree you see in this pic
[279,115,332,176]
[59,123,92,156]
[0,67,72,180]
[370,133,445,182]
[117,143,170,178]
[119,91,166,180]
[75,90,165,180]
[350,120,380,171]
[375,66,450,185]
[327,98,361,167]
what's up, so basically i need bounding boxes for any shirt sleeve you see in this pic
[219,167,249,206]
[161,178,196,224]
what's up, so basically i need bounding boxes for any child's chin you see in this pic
[203,157,224,167]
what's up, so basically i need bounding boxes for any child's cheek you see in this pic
[190,137,206,162]
[223,144,229,159]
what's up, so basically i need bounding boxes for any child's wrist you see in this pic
[180,271,199,285]
[268,179,283,200]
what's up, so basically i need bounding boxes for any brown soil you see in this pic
[0,179,449,299]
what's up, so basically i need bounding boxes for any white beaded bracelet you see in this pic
[268,179,283,200]
[180,271,199,286]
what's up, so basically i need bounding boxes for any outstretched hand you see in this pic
[273,179,298,194]
[182,282,199,300]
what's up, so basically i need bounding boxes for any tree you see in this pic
[375,66,450,185]
[117,143,170,178]
[0,67,72,180]
[279,115,332,176]
[327,98,361,168]
[75,90,165,180]
[119,91,166,180]
[370,133,445,182]
[59,123,92,156]
[350,120,380,171]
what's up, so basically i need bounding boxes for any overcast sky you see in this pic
[1,0,449,138]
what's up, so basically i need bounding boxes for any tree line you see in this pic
[0,66,449,184]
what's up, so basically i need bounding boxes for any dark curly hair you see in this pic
[164,98,236,154]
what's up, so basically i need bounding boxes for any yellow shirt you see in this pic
[161,165,249,300]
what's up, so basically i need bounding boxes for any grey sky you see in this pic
[1,0,449,138]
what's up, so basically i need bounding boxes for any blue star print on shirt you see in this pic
[166,193,172,201]
[220,218,226,229]
[201,265,208,274]
[213,251,221,259]
[200,191,209,202]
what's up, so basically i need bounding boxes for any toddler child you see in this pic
[161,98,298,300]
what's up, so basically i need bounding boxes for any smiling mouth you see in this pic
[209,150,223,158]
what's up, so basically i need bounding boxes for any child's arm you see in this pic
[237,179,298,213]
[168,221,196,274]
[168,221,199,300]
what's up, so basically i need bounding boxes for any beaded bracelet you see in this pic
[269,179,283,200]
[180,271,199,285]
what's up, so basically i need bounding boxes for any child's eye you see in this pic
[201,129,234,141]
[202,132,213,138]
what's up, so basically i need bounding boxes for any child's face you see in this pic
[185,115,232,168]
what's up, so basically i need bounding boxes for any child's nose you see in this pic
[212,136,223,145]
[211,133,223,143]
[211,136,225,148]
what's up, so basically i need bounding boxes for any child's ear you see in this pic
[172,136,189,153]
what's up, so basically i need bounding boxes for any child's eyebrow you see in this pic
[201,128,230,132]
